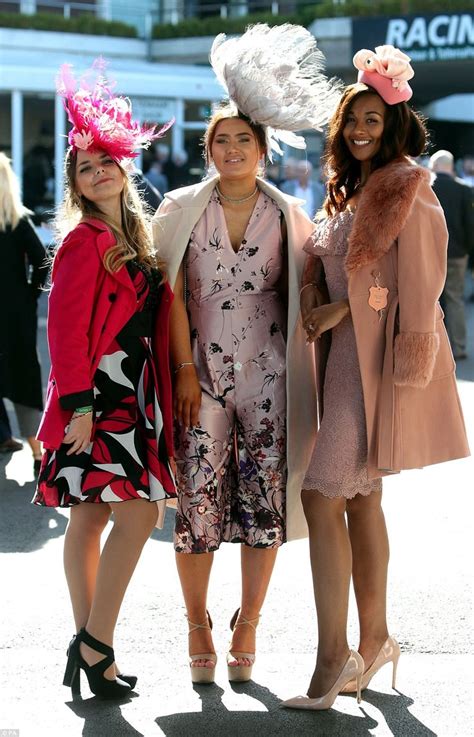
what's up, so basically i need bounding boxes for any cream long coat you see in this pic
[152,175,316,540]
[309,158,470,479]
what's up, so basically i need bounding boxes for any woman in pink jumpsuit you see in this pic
[159,108,300,685]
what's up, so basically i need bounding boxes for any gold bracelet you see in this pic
[300,282,318,295]
[174,361,194,374]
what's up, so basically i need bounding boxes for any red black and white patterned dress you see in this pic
[33,261,175,511]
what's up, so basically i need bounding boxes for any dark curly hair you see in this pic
[323,83,428,216]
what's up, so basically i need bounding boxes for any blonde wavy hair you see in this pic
[0,152,30,232]
[55,147,165,275]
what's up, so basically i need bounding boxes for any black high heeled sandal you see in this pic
[66,633,137,690]
[63,628,132,699]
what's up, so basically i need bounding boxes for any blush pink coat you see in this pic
[37,218,174,452]
[312,157,469,478]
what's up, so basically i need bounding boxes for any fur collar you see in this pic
[345,158,430,274]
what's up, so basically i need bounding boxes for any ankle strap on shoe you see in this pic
[78,628,115,659]
[187,616,212,634]
[232,613,260,631]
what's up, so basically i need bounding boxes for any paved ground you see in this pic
[0,289,473,737]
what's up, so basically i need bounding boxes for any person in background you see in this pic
[132,166,162,212]
[0,152,47,471]
[281,160,325,218]
[460,154,474,187]
[32,60,175,700]
[430,150,474,360]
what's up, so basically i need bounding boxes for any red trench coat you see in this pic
[37,218,174,453]
[309,158,470,478]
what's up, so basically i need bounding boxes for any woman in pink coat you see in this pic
[283,46,469,710]
[32,61,175,699]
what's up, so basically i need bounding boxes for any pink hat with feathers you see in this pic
[353,45,414,105]
[56,58,173,163]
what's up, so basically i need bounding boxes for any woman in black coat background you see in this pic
[0,152,47,471]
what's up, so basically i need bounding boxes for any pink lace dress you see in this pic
[303,211,382,499]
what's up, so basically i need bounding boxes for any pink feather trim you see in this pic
[56,58,174,161]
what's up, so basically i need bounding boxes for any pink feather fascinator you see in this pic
[353,45,414,105]
[56,58,174,162]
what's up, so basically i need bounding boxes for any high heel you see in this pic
[227,608,260,683]
[341,636,401,693]
[281,650,365,710]
[187,611,217,684]
[63,629,132,699]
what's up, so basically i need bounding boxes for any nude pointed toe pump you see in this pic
[227,608,260,683]
[281,650,364,710]
[187,611,217,684]
[341,636,401,693]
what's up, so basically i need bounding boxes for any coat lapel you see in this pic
[86,218,136,293]
[345,158,431,274]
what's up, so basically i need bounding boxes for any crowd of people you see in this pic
[0,25,471,712]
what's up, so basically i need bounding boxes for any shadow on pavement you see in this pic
[350,689,437,737]
[66,694,143,737]
[0,458,67,553]
[155,680,378,737]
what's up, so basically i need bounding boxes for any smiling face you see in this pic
[343,93,386,164]
[74,149,124,205]
[209,117,263,181]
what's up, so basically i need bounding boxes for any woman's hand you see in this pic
[174,366,202,429]
[63,413,93,455]
[304,300,350,343]
[300,284,322,325]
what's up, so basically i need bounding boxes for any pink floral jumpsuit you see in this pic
[174,189,287,553]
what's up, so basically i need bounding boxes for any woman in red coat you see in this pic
[32,61,175,699]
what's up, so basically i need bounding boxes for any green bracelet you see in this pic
[74,405,93,415]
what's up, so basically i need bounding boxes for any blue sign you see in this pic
[352,12,474,63]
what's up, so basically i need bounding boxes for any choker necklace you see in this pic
[216,184,259,204]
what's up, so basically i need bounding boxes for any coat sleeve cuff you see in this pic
[393,332,440,388]
[59,389,94,410]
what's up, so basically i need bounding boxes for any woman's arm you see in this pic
[170,263,202,429]
[48,229,101,409]
[394,180,448,388]
[300,254,349,342]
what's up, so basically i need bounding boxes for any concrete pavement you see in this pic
[0,293,473,737]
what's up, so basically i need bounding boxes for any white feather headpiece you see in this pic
[210,23,341,160]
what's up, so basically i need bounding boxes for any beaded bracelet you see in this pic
[72,406,93,418]
[71,411,93,420]
[174,361,194,374]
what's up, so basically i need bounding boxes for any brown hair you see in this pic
[55,147,165,275]
[203,103,267,168]
[323,83,428,216]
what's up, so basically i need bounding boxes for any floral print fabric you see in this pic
[33,263,176,509]
[174,189,288,553]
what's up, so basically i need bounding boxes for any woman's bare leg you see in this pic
[63,503,111,630]
[302,489,352,698]
[347,490,390,668]
[176,551,215,667]
[229,545,278,665]
[80,499,158,677]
